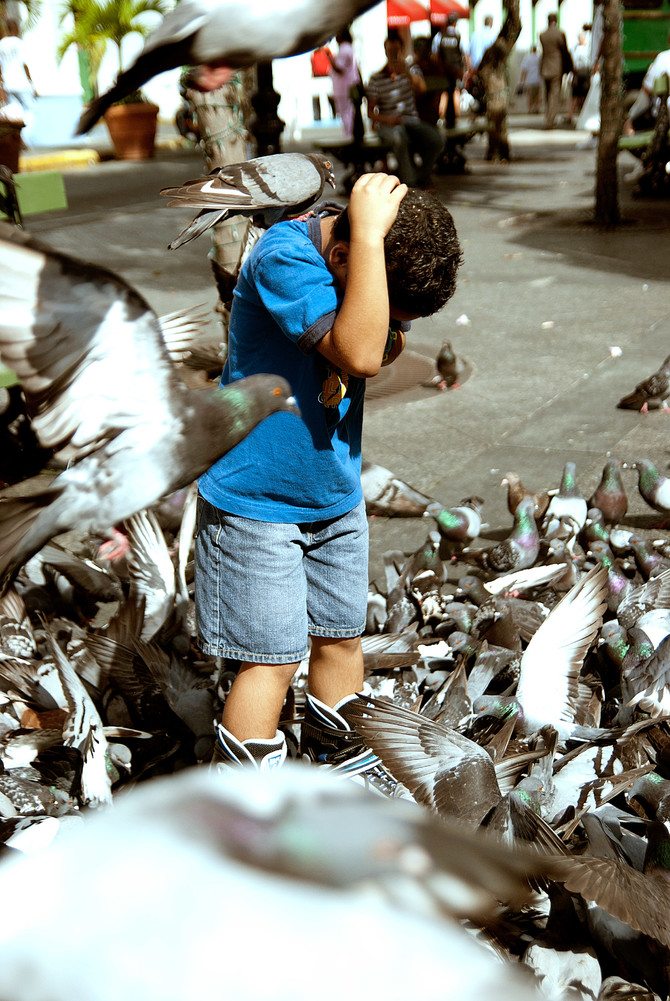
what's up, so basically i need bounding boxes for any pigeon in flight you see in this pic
[0,222,298,594]
[162,152,336,249]
[76,0,381,134]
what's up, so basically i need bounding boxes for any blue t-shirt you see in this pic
[198,214,366,522]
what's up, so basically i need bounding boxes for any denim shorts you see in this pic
[194,496,368,664]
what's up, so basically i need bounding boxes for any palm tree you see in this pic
[58,0,168,103]
[58,1,107,102]
[88,0,169,75]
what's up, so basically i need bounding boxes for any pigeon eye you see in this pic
[272,387,283,396]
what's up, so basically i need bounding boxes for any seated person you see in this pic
[366,35,444,187]
[623,28,670,136]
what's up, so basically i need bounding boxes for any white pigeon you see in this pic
[515,566,609,742]
[43,626,113,809]
[76,0,382,134]
[0,766,556,1001]
[0,222,297,594]
[541,461,588,544]
[125,509,178,642]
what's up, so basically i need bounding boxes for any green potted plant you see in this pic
[58,0,168,159]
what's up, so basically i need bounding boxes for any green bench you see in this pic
[0,169,68,220]
[0,169,68,389]
[618,72,670,196]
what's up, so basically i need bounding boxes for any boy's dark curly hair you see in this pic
[333,188,462,317]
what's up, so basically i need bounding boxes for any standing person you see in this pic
[366,35,444,187]
[570,30,591,121]
[432,12,465,128]
[468,15,496,73]
[0,18,37,128]
[518,46,542,114]
[327,27,361,139]
[463,15,496,117]
[539,13,570,129]
[195,173,462,773]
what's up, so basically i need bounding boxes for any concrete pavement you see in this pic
[16,114,670,589]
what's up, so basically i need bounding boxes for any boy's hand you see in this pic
[348,173,408,245]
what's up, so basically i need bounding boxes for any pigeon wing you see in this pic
[346,697,501,827]
[548,854,670,950]
[516,566,608,735]
[0,223,188,461]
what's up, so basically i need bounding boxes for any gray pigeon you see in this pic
[617,352,670,412]
[0,222,297,594]
[162,153,336,249]
[360,462,433,517]
[76,0,381,134]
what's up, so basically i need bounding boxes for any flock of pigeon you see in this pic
[3,288,670,998]
[2,4,670,982]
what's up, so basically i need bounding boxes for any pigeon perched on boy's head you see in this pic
[162,153,336,249]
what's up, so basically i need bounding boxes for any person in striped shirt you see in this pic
[366,35,444,187]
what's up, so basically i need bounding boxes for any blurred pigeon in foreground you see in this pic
[76,0,381,134]
[0,766,555,1001]
[162,153,336,249]
[617,352,670,412]
[0,222,297,594]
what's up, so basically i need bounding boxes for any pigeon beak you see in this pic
[286,394,300,416]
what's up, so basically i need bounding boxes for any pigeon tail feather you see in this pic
[168,210,229,250]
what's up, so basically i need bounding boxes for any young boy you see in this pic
[195,171,461,772]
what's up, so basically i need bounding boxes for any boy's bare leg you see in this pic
[307,635,364,708]
[221,661,298,741]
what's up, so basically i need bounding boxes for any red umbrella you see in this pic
[387,0,429,27]
[429,0,469,25]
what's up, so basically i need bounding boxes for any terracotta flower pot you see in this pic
[103,102,159,160]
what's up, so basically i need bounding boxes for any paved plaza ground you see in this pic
[18,112,670,588]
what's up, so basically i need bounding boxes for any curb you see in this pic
[18,132,192,173]
[19,148,100,172]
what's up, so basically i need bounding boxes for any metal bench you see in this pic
[315,135,393,193]
[318,119,490,190]
[436,120,490,173]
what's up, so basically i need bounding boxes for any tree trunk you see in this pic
[188,71,252,275]
[594,0,623,226]
[478,0,522,162]
[188,71,253,351]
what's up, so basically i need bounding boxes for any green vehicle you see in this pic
[622,0,670,89]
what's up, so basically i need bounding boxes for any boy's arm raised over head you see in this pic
[317,173,408,379]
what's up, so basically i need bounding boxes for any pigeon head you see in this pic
[208,375,300,441]
[304,153,336,193]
